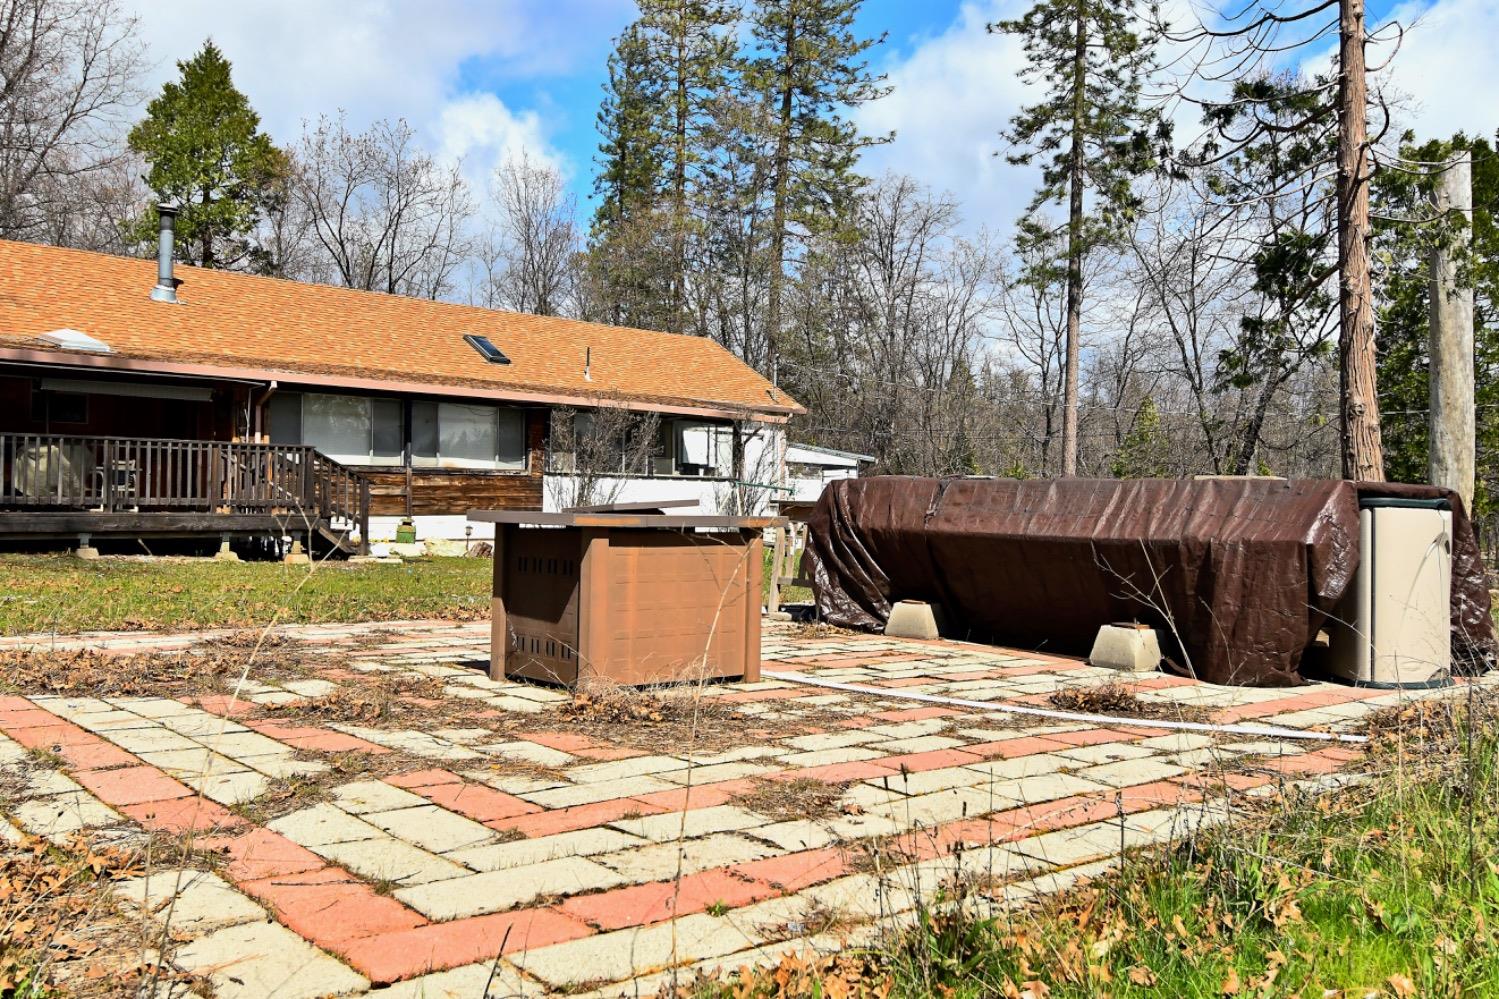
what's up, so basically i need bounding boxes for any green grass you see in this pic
[711,704,1499,998]
[762,546,813,606]
[0,554,492,635]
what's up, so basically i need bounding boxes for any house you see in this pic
[0,217,802,554]
[783,443,874,505]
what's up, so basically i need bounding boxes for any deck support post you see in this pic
[74,534,99,560]
[282,537,311,565]
[213,534,240,562]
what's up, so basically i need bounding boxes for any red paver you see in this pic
[1263,750,1345,775]
[1170,770,1273,794]
[870,706,963,722]
[559,869,777,930]
[0,695,36,712]
[7,720,98,750]
[73,765,192,806]
[965,736,1071,760]
[729,848,849,893]
[875,748,985,773]
[1043,728,1139,748]
[0,708,81,732]
[336,907,594,984]
[496,797,671,838]
[183,694,258,718]
[199,827,327,881]
[120,797,246,834]
[58,739,145,772]
[241,866,427,947]
[773,760,901,784]
[410,779,542,823]
[1114,780,1203,811]
[992,796,1122,839]
[522,731,604,753]
[385,768,463,789]
[629,778,758,813]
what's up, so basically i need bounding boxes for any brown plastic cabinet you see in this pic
[469,510,777,686]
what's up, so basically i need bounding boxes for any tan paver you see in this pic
[172,920,368,999]
[593,833,775,882]
[315,835,469,886]
[449,827,644,871]
[395,856,626,919]
[268,803,384,848]
[362,804,496,853]
[115,869,266,934]
[511,910,763,989]
[607,805,766,842]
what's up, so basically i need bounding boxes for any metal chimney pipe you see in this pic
[150,203,179,303]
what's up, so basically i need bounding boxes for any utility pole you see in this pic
[1336,0,1385,481]
[1428,151,1476,509]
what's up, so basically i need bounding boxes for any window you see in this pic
[267,392,403,466]
[463,334,511,365]
[30,390,88,425]
[412,401,526,470]
[666,420,733,477]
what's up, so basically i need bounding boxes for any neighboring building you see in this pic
[783,443,874,505]
[0,230,802,552]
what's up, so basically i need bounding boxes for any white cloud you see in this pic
[120,0,629,180]
[863,0,1499,239]
[857,1,1039,235]
[1370,0,1499,142]
[435,92,562,197]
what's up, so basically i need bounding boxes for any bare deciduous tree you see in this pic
[483,154,579,316]
[545,403,662,510]
[0,0,143,242]
[294,114,473,299]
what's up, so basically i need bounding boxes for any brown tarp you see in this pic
[803,477,1496,686]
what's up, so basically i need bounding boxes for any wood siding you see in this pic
[361,409,545,517]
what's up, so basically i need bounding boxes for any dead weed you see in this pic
[0,834,197,998]
[0,646,316,698]
[268,675,450,724]
[1048,680,1212,723]
[732,778,851,822]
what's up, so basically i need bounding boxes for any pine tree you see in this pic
[742,0,890,379]
[1204,75,1337,476]
[591,2,736,332]
[994,0,1162,476]
[1111,396,1170,478]
[591,23,673,329]
[593,24,664,230]
[127,41,284,269]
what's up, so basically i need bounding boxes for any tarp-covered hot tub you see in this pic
[803,477,1495,686]
[470,508,778,686]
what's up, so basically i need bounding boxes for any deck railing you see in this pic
[0,433,370,541]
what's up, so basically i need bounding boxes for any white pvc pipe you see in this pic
[764,669,1369,745]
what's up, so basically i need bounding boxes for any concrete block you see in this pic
[1088,623,1162,672]
[884,600,941,641]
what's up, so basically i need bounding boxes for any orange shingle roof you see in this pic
[0,239,802,418]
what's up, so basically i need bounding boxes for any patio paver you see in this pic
[2,615,1488,996]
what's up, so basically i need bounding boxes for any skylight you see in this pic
[464,334,511,365]
[38,328,112,353]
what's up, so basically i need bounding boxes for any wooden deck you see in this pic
[0,433,369,550]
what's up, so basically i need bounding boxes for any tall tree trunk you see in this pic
[765,14,797,383]
[1234,381,1278,475]
[670,13,688,333]
[1428,151,1475,508]
[1336,0,1384,481]
[1061,0,1087,477]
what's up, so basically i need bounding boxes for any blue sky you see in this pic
[124,0,1497,235]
